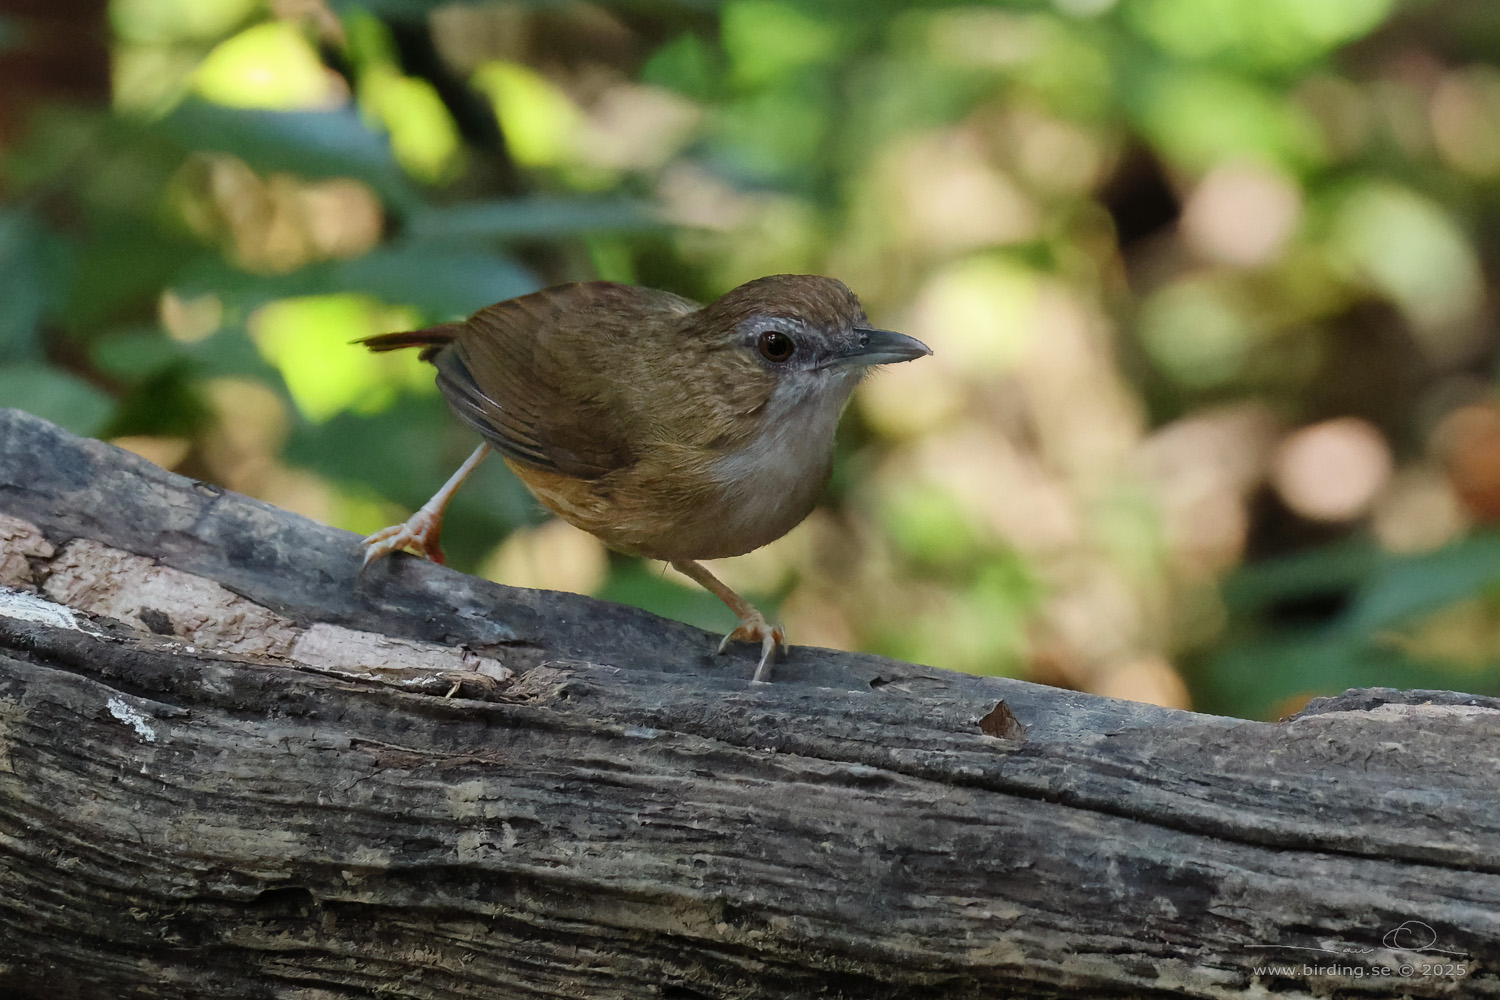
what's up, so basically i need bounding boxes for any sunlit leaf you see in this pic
[1139,279,1256,388]
[1125,0,1396,73]
[471,61,584,168]
[364,72,463,183]
[248,294,426,423]
[722,1,848,89]
[195,21,337,110]
[1130,67,1324,171]
[881,482,981,569]
[911,257,1041,374]
[1330,182,1483,331]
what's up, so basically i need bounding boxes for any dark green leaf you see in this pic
[172,244,535,321]
[0,209,69,359]
[0,364,114,436]
[104,366,213,438]
[1345,535,1500,633]
[405,198,660,243]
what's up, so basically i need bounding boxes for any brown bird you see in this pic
[358,274,931,681]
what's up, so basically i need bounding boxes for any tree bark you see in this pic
[0,406,1496,999]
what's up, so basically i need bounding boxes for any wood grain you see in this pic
[1,407,1496,998]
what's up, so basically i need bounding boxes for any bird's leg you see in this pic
[361,444,490,570]
[669,559,786,682]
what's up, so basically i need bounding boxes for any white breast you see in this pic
[706,373,857,556]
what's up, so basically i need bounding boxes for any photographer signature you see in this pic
[1245,920,1468,958]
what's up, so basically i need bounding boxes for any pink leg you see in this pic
[361,444,489,570]
[670,559,786,682]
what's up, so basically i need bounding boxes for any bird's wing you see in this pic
[432,282,697,480]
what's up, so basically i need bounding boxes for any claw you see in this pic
[357,443,488,576]
[669,558,789,682]
[360,510,446,572]
[718,614,787,683]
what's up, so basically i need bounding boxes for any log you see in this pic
[0,405,1496,999]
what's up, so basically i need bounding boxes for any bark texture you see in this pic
[0,406,1497,999]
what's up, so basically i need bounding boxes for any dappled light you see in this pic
[170,153,385,272]
[1271,417,1393,523]
[5,0,1500,717]
[482,518,609,597]
[1180,161,1302,268]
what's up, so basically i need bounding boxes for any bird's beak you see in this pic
[835,327,933,368]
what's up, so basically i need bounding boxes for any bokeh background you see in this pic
[6,0,1500,718]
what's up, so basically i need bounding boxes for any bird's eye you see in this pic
[758,330,796,363]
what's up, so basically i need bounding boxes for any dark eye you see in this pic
[758,330,795,363]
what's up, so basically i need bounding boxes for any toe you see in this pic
[362,525,394,545]
[751,633,779,683]
[359,512,446,570]
[359,532,401,571]
[717,615,787,681]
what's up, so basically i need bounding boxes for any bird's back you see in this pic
[361,282,785,559]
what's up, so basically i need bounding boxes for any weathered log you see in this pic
[0,406,1496,999]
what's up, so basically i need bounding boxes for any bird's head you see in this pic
[694,274,931,414]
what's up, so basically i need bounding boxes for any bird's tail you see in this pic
[358,322,464,362]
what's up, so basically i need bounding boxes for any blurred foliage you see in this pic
[7,0,1500,717]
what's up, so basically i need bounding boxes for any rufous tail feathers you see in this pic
[358,322,465,362]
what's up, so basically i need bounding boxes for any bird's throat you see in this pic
[705,375,854,554]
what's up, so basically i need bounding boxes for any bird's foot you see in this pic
[668,559,787,683]
[360,509,446,570]
[718,613,787,683]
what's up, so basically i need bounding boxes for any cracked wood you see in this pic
[1,407,1497,999]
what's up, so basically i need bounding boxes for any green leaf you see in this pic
[1225,535,1500,637]
[0,364,114,436]
[405,197,660,243]
[642,33,722,101]
[0,209,69,359]
[333,245,536,317]
[171,244,536,321]
[1345,535,1500,634]
[104,366,212,438]
[63,223,199,332]
[1192,631,1482,720]
[1221,538,1376,616]
[90,328,193,380]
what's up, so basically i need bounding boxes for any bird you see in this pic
[357,273,931,681]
